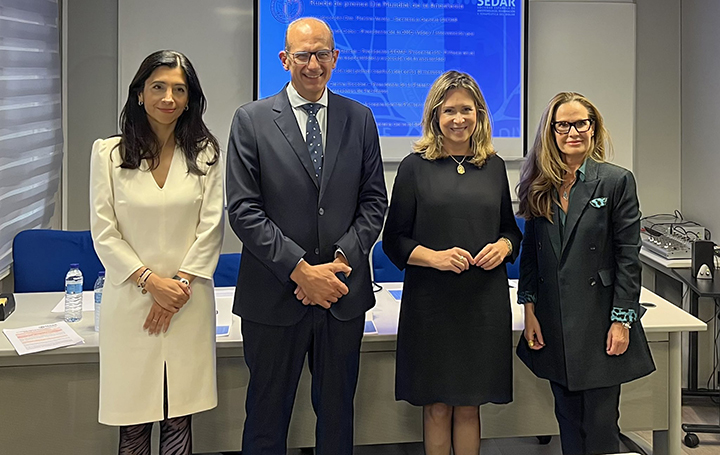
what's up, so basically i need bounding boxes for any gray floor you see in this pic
[204,401,720,455]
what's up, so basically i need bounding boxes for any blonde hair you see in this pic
[517,92,612,221]
[413,70,495,167]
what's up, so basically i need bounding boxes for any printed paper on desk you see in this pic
[3,322,84,355]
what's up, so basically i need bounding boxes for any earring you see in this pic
[138,100,143,106]
[184,105,189,111]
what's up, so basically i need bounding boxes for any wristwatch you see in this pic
[173,275,190,286]
[621,321,632,330]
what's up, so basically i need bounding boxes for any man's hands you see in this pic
[291,258,351,309]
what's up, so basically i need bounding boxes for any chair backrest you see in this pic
[12,229,105,293]
[371,240,405,283]
[505,216,526,280]
[213,252,241,287]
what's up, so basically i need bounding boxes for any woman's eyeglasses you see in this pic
[552,118,594,134]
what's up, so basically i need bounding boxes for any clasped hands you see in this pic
[143,275,192,335]
[291,257,351,309]
[434,241,510,274]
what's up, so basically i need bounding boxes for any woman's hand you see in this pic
[523,303,545,350]
[143,302,175,335]
[144,275,191,312]
[606,322,630,355]
[473,240,510,270]
[432,247,475,273]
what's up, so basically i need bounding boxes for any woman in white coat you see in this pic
[90,50,223,455]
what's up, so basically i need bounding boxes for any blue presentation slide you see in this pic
[259,0,523,140]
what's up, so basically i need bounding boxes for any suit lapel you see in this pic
[272,90,319,190]
[319,91,346,201]
[561,159,600,256]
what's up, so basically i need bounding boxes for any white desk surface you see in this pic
[0,283,705,360]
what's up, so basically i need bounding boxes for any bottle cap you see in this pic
[98,271,105,276]
[70,263,79,268]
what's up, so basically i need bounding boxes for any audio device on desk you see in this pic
[641,220,694,260]
[692,240,715,280]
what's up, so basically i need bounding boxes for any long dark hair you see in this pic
[117,50,219,175]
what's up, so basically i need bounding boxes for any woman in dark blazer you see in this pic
[516,92,655,455]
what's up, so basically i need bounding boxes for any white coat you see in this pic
[90,137,223,425]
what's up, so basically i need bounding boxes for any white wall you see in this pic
[681,0,720,235]
[64,0,118,231]
[635,0,682,216]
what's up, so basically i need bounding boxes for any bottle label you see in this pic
[66,283,83,294]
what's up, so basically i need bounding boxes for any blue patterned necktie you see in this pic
[301,103,323,180]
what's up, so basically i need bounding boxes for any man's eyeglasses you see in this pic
[287,49,335,65]
[552,118,594,134]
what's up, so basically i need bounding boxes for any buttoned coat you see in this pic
[226,87,387,325]
[516,159,655,391]
[90,137,224,425]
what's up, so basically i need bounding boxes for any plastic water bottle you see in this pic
[64,263,83,323]
[94,271,105,332]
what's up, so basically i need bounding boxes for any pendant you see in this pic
[562,191,568,200]
[456,164,465,175]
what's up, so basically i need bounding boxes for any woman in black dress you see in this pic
[383,71,521,455]
[516,92,655,455]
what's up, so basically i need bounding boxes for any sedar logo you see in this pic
[271,0,304,24]
[477,0,518,17]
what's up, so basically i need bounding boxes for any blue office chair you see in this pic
[505,216,526,279]
[12,229,105,293]
[371,240,405,282]
[213,252,241,287]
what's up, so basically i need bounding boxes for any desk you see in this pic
[0,286,705,455]
[670,269,720,445]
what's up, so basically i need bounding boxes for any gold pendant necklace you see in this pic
[449,155,468,175]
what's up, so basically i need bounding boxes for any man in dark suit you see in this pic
[226,17,387,455]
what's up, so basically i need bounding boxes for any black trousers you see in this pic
[241,306,365,455]
[550,382,621,455]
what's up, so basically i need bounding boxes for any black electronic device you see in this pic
[0,294,16,320]
[692,240,715,280]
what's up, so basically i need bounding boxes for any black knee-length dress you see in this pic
[383,153,521,406]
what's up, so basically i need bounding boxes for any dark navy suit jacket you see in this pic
[226,86,387,326]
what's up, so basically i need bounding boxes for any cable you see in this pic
[372,281,383,293]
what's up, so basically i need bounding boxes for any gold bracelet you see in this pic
[500,237,513,257]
